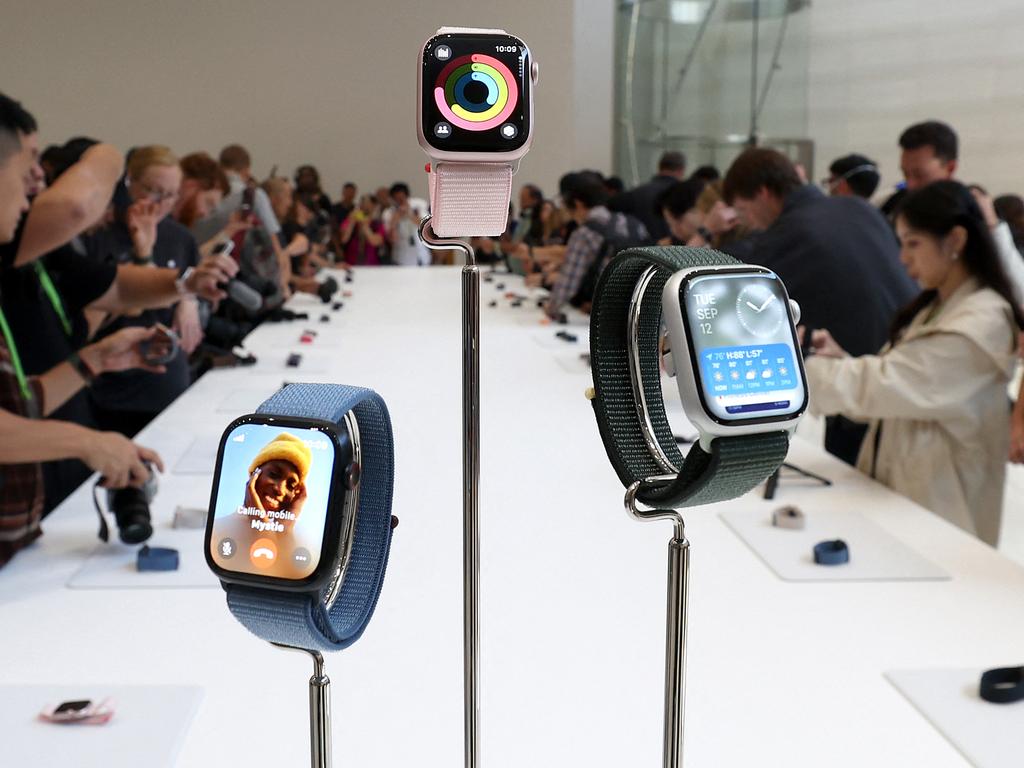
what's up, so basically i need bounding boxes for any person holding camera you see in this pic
[0,101,236,511]
[0,96,173,566]
[339,194,386,266]
[385,183,430,266]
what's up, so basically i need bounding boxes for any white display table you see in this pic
[2,267,1021,767]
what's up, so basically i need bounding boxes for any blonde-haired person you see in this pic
[803,181,1022,545]
[85,144,205,437]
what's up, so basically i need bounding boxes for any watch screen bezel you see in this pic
[205,413,351,592]
[420,31,532,154]
[679,266,808,427]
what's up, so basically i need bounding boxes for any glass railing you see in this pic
[614,0,813,184]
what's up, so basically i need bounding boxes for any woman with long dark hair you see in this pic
[803,180,1022,545]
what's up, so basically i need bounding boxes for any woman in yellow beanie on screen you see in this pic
[244,432,312,519]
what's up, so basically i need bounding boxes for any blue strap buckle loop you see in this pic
[137,545,180,572]
[813,539,849,566]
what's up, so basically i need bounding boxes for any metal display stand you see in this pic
[272,644,333,768]
[623,268,691,767]
[418,216,481,768]
[624,482,690,767]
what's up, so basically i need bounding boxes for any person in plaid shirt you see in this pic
[544,172,649,318]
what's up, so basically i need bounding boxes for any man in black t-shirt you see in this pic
[85,207,200,436]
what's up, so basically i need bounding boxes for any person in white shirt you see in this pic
[384,183,430,266]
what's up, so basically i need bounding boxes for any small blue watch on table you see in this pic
[204,383,396,652]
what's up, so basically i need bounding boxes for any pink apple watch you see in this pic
[417,26,539,238]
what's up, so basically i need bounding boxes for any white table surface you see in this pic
[2,266,1023,767]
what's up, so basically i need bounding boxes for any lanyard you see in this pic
[33,261,72,337]
[0,305,32,402]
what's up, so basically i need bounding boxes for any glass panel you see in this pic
[614,0,813,185]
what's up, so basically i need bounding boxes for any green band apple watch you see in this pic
[588,246,806,509]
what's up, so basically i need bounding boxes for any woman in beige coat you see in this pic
[804,181,1023,546]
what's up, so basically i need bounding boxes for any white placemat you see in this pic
[68,527,217,589]
[215,386,284,414]
[0,685,202,768]
[172,435,221,475]
[720,507,949,581]
[886,668,1024,768]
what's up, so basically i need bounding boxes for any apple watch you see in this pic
[588,246,807,508]
[417,26,539,237]
[205,383,395,652]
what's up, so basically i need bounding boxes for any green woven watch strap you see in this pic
[589,246,789,509]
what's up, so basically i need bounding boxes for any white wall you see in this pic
[0,0,614,202]
[808,0,1024,197]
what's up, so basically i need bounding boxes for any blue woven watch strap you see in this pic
[225,383,395,652]
[589,246,790,508]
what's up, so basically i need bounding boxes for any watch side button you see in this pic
[344,462,361,490]
[531,60,540,85]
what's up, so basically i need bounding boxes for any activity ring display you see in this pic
[205,383,396,652]
[588,246,807,509]
[418,26,539,237]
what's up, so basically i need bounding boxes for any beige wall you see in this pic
[0,0,613,202]
[808,0,1024,198]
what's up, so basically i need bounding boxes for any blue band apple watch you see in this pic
[207,383,396,652]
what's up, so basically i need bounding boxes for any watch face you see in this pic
[421,32,531,153]
[206,416,347,586]
[681,270,806,424]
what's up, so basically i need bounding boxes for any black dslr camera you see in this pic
[94,464,158,544]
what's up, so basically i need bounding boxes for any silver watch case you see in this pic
[661,265,807,451]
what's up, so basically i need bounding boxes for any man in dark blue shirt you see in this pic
[723,148,918,465]
[608,151,686,242]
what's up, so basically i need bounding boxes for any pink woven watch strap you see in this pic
[429,162,513,238]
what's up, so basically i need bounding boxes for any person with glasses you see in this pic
[84,145,204,438]
[824,154,881,199]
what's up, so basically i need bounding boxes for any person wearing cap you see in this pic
[244,432,311,519]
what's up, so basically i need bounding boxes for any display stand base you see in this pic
[762,462,832,500]
[625,482,690,768]
[419,217,480,768]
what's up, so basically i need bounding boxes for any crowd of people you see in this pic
[0,88,1021,567]
[497,123,1023,547]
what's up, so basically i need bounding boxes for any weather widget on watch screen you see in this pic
[683,272,806,423]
